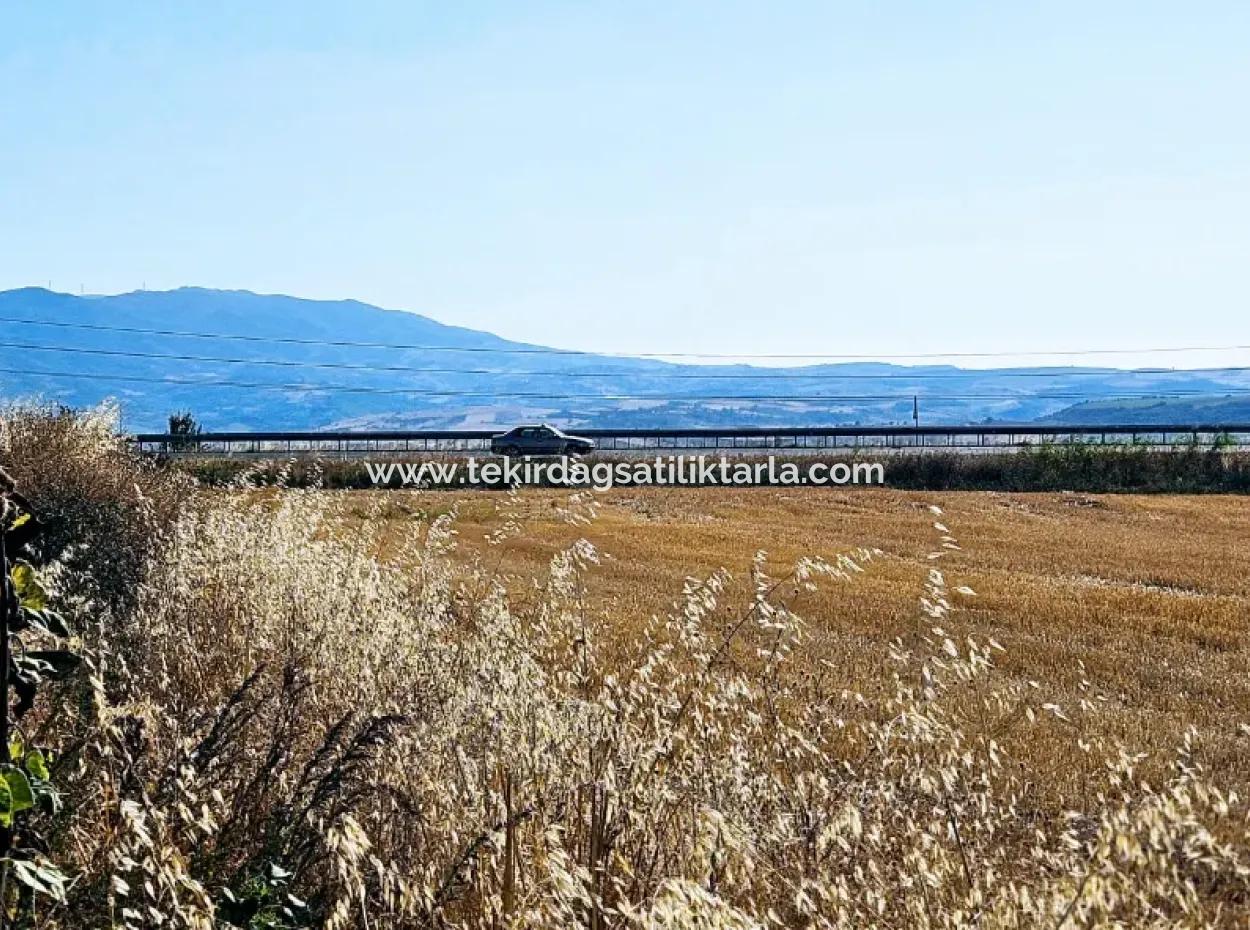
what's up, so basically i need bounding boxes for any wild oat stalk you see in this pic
[2,408,1247,929]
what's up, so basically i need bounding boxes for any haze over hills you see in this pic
[1,287,1248,431]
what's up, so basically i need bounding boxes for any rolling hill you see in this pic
[1,287,1246,431]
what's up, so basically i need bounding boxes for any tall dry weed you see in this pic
[0,402,189,620]
[3,410,1246,928]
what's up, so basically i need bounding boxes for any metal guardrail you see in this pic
[127,424,1250,457]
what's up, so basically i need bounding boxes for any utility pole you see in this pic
[913,395,919,429]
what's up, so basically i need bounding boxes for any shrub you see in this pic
[0,403,190,620]
[168,411,202,452]
[168,445,1250,494]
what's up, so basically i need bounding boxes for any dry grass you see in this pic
[6,410,1250,928]
[352,486,1250,794]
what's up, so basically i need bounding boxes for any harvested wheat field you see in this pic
[8,409,1250,929]
[351,486,1250,794]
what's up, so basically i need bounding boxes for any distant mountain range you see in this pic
[1,287,1247,431]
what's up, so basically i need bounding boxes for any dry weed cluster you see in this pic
[3,408,1248,928]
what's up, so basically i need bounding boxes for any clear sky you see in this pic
[2,1,1247,365]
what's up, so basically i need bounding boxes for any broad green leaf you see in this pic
[10,561,34,593]
[10,560,47,610]
[24,750,50,782]
[0,765,34,815]
[22,585,49,610]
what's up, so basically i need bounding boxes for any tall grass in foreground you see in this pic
[3,408,1249,928]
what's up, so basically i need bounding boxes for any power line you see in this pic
[3,340,1250,380]
[2,315,1248,361]
[5,365,1250,402]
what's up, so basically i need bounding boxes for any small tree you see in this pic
[168,410,201,452]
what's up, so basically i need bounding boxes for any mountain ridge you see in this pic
[2,287,1247,430]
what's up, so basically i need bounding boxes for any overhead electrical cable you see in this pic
[2,316,1248,361]
[2,340,1250,379]
[6,366,1250,403]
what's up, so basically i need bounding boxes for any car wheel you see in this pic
[500,444,520,457]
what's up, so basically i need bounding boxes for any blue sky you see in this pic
[2,1,1247,365]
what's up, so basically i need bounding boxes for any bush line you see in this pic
[168,443,1250,493]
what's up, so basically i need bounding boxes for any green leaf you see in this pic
[0,765,34,815]
[3,510,40,550]
[24,749,50,782]
[10,560,47,611]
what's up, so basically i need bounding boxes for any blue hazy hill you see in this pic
[2,287,1247,430]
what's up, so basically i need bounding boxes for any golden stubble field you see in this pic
[14,410,1250,925]
[349,486,1250,793]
